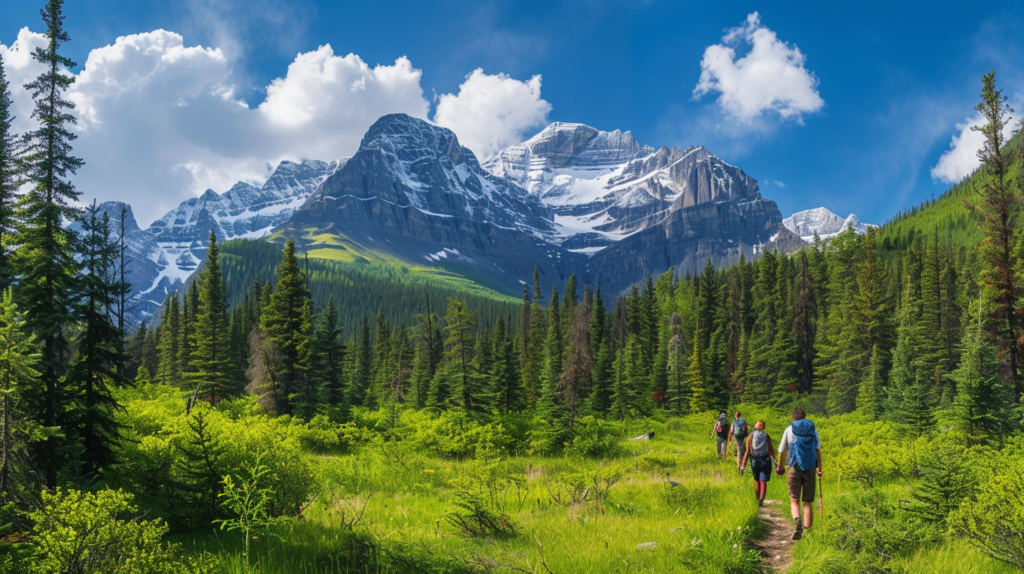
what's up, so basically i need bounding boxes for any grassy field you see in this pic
[159,402,1016,574]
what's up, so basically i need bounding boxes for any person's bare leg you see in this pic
[790,497,801,521]
[803,502,814,528]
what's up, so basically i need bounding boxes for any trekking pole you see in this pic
[818,474,825,520]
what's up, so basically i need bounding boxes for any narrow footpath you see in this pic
[751,501,794,572]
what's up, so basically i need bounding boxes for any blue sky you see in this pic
[1,0,1022,225]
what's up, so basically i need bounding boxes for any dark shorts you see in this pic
[751,458,773,482]
[787,466,816,502]
[735,440,747,459]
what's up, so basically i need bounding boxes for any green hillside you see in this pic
[877,131,1022,251]
[219,238,520,336]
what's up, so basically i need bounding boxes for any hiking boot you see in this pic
[792,518,803,541]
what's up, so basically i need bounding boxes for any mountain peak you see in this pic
[783,207,876,241]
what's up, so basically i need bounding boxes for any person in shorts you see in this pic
[776,408,822,540]
[711,413,729,461]
[728,411,749,476]
[740,420,777,506]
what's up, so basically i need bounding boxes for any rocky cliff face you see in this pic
[287,114,583,291]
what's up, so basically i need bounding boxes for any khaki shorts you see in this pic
[787,466,816,502]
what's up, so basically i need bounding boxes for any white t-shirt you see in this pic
[777,424,822,457]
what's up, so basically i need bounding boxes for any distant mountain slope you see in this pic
[83,158,345,325]
[877,131,1022,251]
[783,207,876,242]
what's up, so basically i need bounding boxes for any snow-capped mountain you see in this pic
[482,122,761,252]
[287,113,578,289]
[783,207,876,242]
[81,158,345,325]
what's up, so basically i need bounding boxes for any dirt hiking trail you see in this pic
[752,501,794,572]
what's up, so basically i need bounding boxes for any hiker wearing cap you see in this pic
[740,420,777,506]
[727,411,749,476]
[711,413,729,461]
[776,408,822,540]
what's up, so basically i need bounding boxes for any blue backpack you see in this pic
[788,419,818,471]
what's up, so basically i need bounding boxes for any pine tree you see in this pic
[442,298,481,415]
[411,309,441,409]
[173,409,225,530]
[310,295,345,411]
[16,0,84,489]
[156,296,182,387]
[179,281,200,375]
[666,312,689,414]
[972,72,1021,395]
[858,345,885,420]
[524,268,547,406]
[68,204,125,479]
[689,330,710,413]
[189,231,231,405]
[589,288,613,416]
[0,55,22,290]
[491,316,523,414]
[347,315,372,408]
[259,240,313,415]
[0,289,40,503]
[950,301,1008,445]
[560,287,593,428]
[368,309,391,409]
[793,251,818,393]
[543,287,563,406]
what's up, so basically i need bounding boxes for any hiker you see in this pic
[711,413,729,461]
[740,420,777,506]
[776,408,822,541]
[727,411,749,475]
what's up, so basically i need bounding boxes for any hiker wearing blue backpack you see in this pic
[775,408,822,541]
[727,411,749,476]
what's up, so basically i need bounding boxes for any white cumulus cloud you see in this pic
[693,12,823,123]
[931,111,1019,184]
[1,29,430,224]
[434,69,551,159]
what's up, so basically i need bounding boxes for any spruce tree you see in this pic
[0,288,40,503]
[443,298,482,416]
[68,204,125,479]
[310,295,345,411]
[189,232,231,405]
[950,301,1008,445]
[16,0,84,489]
[589,288,613,416]
[0,55,22,290]
[689,330,710,413]
[666,312,689,414]
[793,251,818,393]
[858,345,884,420]
[368,309,391,409]
[156,296,182,387]
[972,72,1021,395]
[347,315,372,408]
[491,316,523,414]
[524,268,547,406]
[260,240,313,415]
[560,288,593,428]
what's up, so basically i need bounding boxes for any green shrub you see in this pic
[566,416,623,458]
[949,457,1024,570]
[25,488,216,574]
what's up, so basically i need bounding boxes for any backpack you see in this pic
[732,418,748,439]
[750,430,768,458]
[788,419,818,471]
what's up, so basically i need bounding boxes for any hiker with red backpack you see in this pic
[740,420,777,506]
[711,413,729,461]
[727,411,749,476]
[776,408,822,540]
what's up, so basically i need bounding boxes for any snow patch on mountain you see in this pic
[783,207,876,242]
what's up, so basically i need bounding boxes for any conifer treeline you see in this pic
[0,0,132,494]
